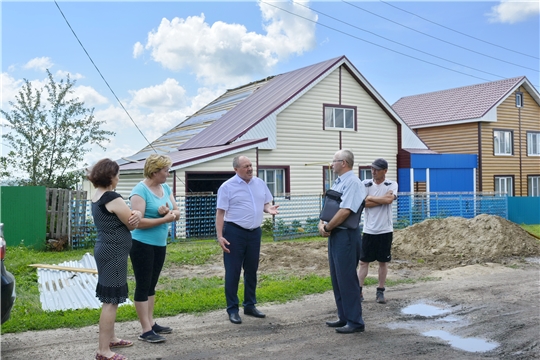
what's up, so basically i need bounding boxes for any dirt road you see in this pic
[2,215,539,359]
[2,262,539,360]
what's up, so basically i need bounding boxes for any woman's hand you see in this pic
[164,211,177,223]
[128,210,142,228]
[158,203,171,216]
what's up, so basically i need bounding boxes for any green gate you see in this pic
[0,186,46,250]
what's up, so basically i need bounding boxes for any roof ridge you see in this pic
[397,76,525,101]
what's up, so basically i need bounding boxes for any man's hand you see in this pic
[217,236,230,253]
[264,204,280,215]
[318,223,330,237]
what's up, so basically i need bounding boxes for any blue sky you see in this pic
[2,1,539,170]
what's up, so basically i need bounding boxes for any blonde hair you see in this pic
[144,154,172,178]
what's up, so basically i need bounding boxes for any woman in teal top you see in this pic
[129,154,180,343]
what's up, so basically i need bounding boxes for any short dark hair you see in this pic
[87,158,119,188]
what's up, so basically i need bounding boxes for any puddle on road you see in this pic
[423,330,499,352]
[402,303,451,317]
[387,301,498,353]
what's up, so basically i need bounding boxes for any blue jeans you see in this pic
[223,222,262,314]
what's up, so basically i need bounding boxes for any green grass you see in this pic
[1,233,480,334]
[522,224,540,238]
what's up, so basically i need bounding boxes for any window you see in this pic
[359,167,372,180]
[527,132,540,156]
[324,105,356,130]
[322,166,336,192]
[493,130,513,155]
[494,176,513,195]
[529,176,540,197]
[515,92,523,108]
[258,168,285,196]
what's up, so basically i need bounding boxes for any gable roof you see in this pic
[118,55,427,172]
[392,76,540,129]
[180,55,426,150]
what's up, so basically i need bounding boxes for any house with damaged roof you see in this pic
[90,55,478,201]
[99,56,425,197]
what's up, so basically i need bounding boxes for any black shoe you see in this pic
[138,330,166,343]
[244,307,266,318]
[229,312,242,324]
[335,324,365,334]
[326,319,347,328]
[152,322,172,334]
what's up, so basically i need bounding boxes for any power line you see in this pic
[54,1,157,154]
[379,0,539,60]
[260,1,492,83]
[341,0,538,72]
[293,1,508,80]
[54,1,193,192]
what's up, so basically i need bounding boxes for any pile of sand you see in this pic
[392,214,540,265]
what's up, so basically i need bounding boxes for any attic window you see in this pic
[323,104,357,131]
[515,92,523,108]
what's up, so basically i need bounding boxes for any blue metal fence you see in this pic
[69,192,509,248]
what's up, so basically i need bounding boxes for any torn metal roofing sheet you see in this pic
[392,76,531,128]
[37,253,132,311]
[131,79,271,159]
[179,56,344,150]
[119,138,266,172]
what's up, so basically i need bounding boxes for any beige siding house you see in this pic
[100,56,427,198]
[393,77,540,196]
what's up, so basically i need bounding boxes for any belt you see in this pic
[225,221,259,232]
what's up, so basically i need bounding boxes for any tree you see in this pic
[1,70,115,188]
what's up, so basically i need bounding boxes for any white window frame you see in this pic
[528,176,540,197]
[258,168,285,196]
[494,130,513,156]
[324,106,355,130]
[359,168,372,181]
[527,132,540,156]
[495,176,513,196]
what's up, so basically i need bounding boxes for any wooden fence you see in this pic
[46,188,87,248]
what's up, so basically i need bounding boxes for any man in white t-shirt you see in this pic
[358,158,398,304]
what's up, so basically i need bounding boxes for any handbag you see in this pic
[319,189,364,229]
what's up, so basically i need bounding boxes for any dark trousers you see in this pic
[130,239,167,302]
[328,227,364,327]
[223,222,262,314]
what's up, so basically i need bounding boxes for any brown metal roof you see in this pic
[392,76,527,128]
[179,56,345,150]
[118,138,267,172]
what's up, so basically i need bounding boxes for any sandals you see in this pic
[95,353,128,360]
[109,339,133,348]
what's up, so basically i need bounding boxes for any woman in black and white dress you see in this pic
[88,159,142,360]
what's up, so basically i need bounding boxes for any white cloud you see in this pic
[55,70,84,80]
[23,57,54,71]
[71,85,109,107]
[133,42,144,58]
[136,1,317,87]
[487,0,540,24]
[129,78,188,111]
[0,73,24,109]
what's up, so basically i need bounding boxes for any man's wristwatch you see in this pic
[323,225,329,232]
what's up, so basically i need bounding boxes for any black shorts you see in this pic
[360,232,393,263]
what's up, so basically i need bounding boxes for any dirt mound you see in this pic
[164,215,540,279]
[392,214,540,267]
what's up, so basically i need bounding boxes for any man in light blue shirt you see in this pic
[319,149,366,334]
[216,155,279,324]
